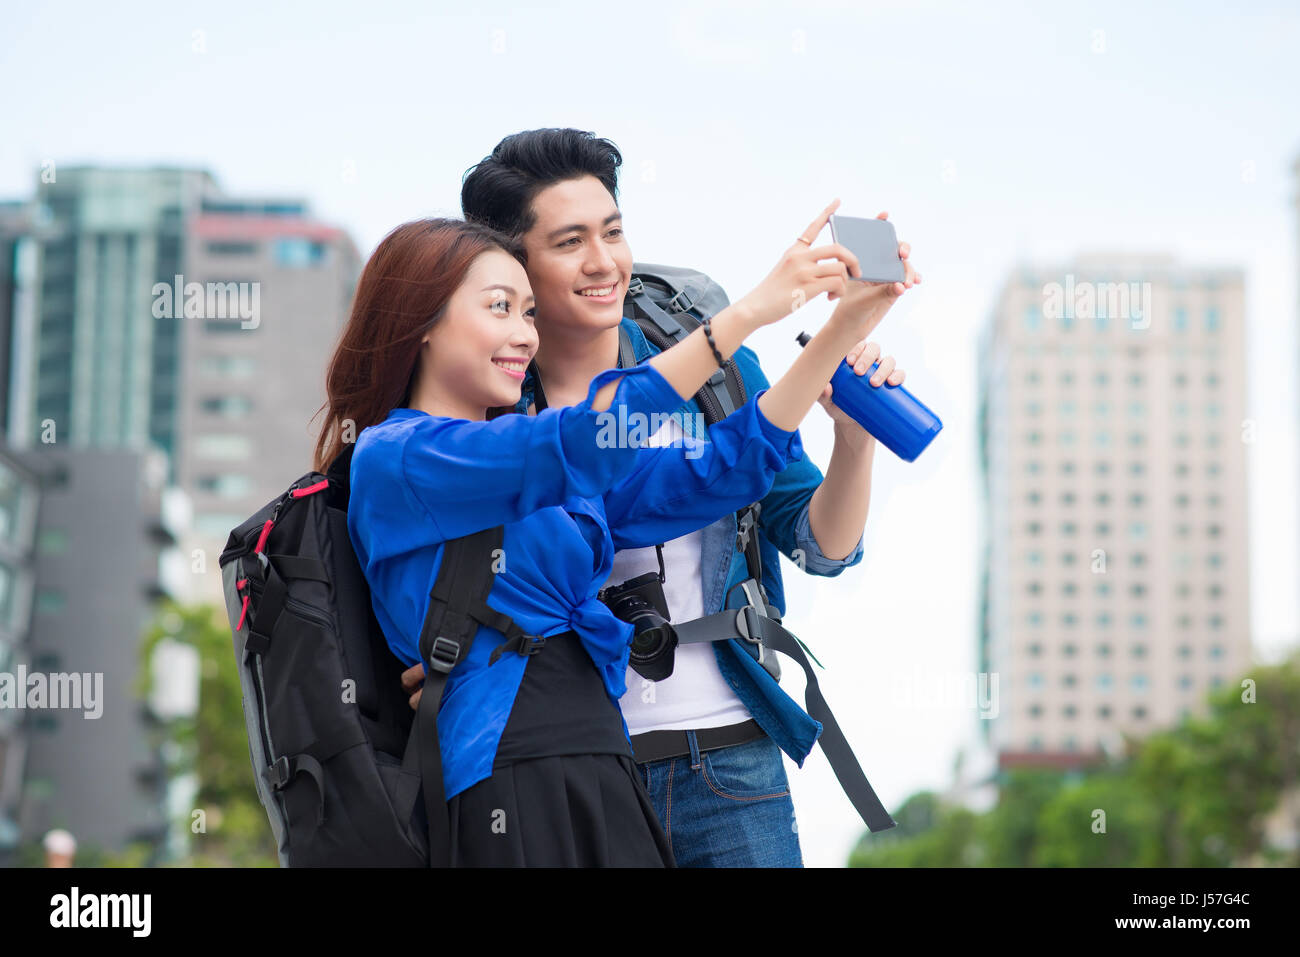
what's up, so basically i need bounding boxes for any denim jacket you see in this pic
[513,317,866,767]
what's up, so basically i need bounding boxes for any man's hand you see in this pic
[826,211,920,340]
[817,339,906,432]
[401,662,425,710]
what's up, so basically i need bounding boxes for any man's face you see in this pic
[519,174,634,337]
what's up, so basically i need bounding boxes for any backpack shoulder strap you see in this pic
[624,271,746,420]
[406,525,543,866]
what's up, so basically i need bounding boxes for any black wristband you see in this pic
[702,315,727,370]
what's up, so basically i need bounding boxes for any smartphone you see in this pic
[829,214,905,283]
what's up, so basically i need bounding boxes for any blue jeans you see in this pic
[634,730,803,867]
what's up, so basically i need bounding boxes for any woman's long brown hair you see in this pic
[311,218,526,474]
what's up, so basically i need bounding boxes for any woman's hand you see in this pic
[733,198,860,328]
[825,211,920,340]
[817,339,906,430]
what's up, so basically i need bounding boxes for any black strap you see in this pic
[630,718,766,765]
[401,526,541,866]
[245,554,288,658]
[263,753,326,830]
[629,285,738,417]
[670,608,896,833]
[265,555,328,583]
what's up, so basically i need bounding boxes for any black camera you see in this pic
[598,546,678,682]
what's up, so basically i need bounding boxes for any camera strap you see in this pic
[670,606,896,833]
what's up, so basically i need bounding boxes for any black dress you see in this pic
[445,629,676,867]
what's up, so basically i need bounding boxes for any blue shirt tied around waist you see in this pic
[346,362,804,800]
[512,318,867,768]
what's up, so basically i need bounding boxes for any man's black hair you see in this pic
[461,128,623,238]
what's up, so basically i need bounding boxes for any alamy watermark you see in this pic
[887,667,1000,719]
[1042,274,1153,330]
[152,274,261,329]
[0,668,103,719]
[595,408,707,459]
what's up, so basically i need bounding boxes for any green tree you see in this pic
[137,597,277,867]
[847,650,1300,867]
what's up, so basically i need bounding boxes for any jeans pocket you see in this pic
[700,737,790,801]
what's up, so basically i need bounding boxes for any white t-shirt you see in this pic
[609,418,753,735]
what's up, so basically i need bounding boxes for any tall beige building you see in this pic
[977,255,1250,769]
[177,198,361,605]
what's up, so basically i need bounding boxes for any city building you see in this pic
[978,255,1250,769]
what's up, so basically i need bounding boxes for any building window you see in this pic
[1095,673,1113,691]
[196,474,253,498]
[206,241,259,256]
[1205,306,1220,333]
[37,528,69,555]
[194,434,253,460]
[274,238,328,268]
[35,589,65,614]
[199,395,254,417]
[1130,674,1148,691]
[199,355,257,378]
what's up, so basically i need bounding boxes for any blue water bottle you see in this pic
[796,331,943,461]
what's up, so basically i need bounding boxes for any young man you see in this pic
[408,128,916,866]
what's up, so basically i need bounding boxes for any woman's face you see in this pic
[415,249,539,419]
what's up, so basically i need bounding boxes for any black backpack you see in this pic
[218,443,534,866]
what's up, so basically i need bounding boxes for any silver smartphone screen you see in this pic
[829,214,905,283]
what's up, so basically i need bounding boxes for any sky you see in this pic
[3,0,1298,867]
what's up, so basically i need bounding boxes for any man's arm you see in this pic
[730,343,867,575]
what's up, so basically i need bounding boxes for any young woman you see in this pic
[313,203,909,866]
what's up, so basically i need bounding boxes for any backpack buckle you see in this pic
[666,288,695,314]
[427,636,460,674]
[265,755,292,789]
